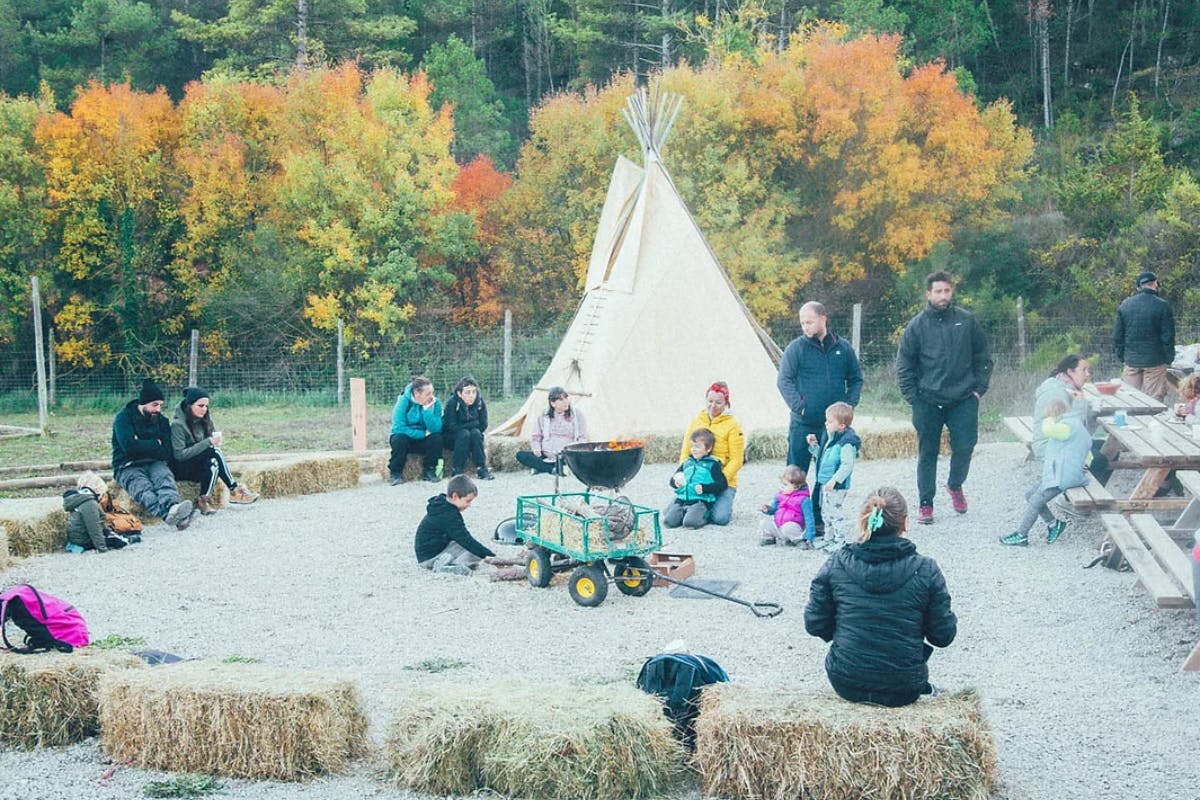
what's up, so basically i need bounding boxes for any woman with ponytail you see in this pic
[804,487,957,707]
[678,381,744,525]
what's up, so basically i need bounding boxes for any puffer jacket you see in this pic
[804,535,957,699]
[671,455,727,503]
[64,488,107,551]
[1040,404,1092,492]
[777,332,863,425]
[171,404,214,464]
[679,411,745,489]
[1113,288,1174,367]
[442,394,488,437]
[111,400,173,471]
[896,304,993,406]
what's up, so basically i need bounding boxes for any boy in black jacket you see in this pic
[415,475,495,575]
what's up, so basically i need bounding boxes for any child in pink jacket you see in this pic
[759,465,817,548]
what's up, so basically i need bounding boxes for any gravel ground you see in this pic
[1,442,1198,800]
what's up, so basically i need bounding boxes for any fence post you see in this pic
[188,329,199,386]
[1016,296,1027,365]
[337,318,345,405]
[503,309,513,397]
[48,327,57,407]
[350,377,367,451]
[31,277,48,434]
[851,303,862,360]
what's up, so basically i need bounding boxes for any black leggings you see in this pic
[173,447,236,495]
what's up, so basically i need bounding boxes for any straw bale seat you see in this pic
[693,684,997,800]
[235,452,359,499]
[384,680,684,800]
[0,649,144,747]
[0,496,68,557]
[99,660,368,781]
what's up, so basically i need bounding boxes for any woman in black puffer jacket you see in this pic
[804,486,957,707]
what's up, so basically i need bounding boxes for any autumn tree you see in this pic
[445,154,512,324]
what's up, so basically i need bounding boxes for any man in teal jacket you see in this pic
[388,375,444,484]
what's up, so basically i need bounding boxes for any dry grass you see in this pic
[0,496,68,557]
[99,660,369,781]
[0,649,144,747]
[0,525,10,571]
[384,680,684,800]
[693,684,997,800]
[237,453,360,499]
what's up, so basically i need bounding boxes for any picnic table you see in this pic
[1079,382,1167,416]
[1097,415,1200,513]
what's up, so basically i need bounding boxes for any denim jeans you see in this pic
[709,487,736,526]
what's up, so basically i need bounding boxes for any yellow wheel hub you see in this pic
[529,561,541,580]
[576,577,596,598]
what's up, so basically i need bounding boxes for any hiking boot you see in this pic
[228,486,259,504]
[478,467,495,481]
[389,473,404,486]
[196,495,218,515]
[797,540,814,551]
[175,503,198,531]
[917,505,934,525]
[999,530,1029,547]
[946,486,968,514]
[163,500,192,528]
[1046,518,1067,544]
[422,469,440,482]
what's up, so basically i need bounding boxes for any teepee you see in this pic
[493,88,788,442]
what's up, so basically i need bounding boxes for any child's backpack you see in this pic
[0,585,90,654]
[101,493,143,534]
[635,652,729,745]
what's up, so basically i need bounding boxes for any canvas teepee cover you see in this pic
[493,91,787,442]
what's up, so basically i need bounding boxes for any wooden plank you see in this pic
[1174,470,1200,499]
[1003,416,1035,444]
[1130,467,1172,500]
[1129,514,1196,603]
[1184,642,1200,672]
[1064,474,1115,510]
[1101,514,1191,608]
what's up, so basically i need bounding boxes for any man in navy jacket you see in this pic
[777,301,863,472]
[1113,271,1174,401]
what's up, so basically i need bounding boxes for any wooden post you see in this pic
[350,377,367,451]
[48,327,57,407]
[31,277,48,434]
[851,303,862,359]
[503,309,513,397]
[337,318,345,406]
[188,328,199,386]
[1016,296,1027,365]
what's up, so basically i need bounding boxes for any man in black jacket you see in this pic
[776,301,863,472]
[896,272,993,525]
[112,379,194,529]
[1113,271,1174,401]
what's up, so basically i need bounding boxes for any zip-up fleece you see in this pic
[896,304,993,406]
[111,400,173,471]
[671,455,728,503]
[679,412,745,489]
[777,332,863,425]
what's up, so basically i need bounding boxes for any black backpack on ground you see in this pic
[636,653,729,746]
[1084,539,1132,572]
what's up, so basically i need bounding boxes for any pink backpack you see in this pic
[0,585,90,653]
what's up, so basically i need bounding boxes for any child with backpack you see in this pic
[1000,396,1091,547]
[663,428,728,530]
[414,474,495,575]
[63,471,133,553]
[806,401,862,551]
[758,465,816,548]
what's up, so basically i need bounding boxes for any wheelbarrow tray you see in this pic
[516,492,662,563]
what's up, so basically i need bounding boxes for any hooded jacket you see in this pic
[896,304,993,406]
[1113,288,1174,368]
[1040,405,1092,492]
[391,387,444,438]
[442,393,488,438]
[804,536,957,698]
[679,411,745,489]
[777,332,863,425]
[64,488,107,551]
[810,427,862,489]
[111,400,173,471]
[171,404,215,464]
[414,494,495,563]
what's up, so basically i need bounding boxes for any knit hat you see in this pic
[77,470,107,495]
[183,386,210,407]
[138,379,164,405]
[1136,271,1158,287]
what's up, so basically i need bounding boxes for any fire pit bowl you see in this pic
[561,442,645,490]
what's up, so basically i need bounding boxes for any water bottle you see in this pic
[435,458,444,479]
[1114,409,1128,428]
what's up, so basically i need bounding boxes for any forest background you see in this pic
[1,0,1199,410]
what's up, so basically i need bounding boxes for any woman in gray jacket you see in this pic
[170,387,258,514]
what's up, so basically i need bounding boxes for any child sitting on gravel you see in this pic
[414,475,495,575]
[663,428,727,530]
[759,465,816,548]
[63,471,133,553]
[806,402,862,551]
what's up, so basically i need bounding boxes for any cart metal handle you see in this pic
[631,568,783,618]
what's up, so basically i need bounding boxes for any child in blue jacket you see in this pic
[807,402,862,551]
[388,375,444,484]
[663,428,728,529]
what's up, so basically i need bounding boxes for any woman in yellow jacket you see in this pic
[679,381,745,525]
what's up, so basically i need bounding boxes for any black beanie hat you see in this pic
[183,386,210,407]
[138,379,165,405]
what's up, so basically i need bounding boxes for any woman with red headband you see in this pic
[678,381,745,525]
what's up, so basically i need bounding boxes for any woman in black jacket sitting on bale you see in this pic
[442,376,493,480]
[804,486,957,707]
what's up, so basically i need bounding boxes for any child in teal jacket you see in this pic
[807,402,862,551]
[663,428,728,529]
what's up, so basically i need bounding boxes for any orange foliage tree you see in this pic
[446,154,512,325]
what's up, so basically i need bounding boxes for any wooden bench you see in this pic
[1164,470,1200,544]
[1003,416,1035,459]
[1063,474,1115,510]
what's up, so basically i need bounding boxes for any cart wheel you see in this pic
[527,547,553,588]
[568,564,608,607]
[613,556,653,597]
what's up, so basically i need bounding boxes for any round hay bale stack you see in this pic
[99,660,368,781]
[384,680,685,800]
[236,453,360,499]
[0,649,144,748]
[0,496,68,557]
[693,684,997,800]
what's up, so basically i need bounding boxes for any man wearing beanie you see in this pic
[1113,271,1174,401]
[111,379,194,529]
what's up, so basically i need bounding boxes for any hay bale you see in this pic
[237,453,360,499]
[99,660,368,781]
[0,649,144,747]
[0,525,10,572]
[484,435,524,472]
[693,684,997,800]
[175,480,227,509]
[0,496,68,557]
[384,680,684,800]
[745,429,789,461]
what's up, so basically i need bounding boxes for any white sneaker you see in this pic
[163,500,193,529]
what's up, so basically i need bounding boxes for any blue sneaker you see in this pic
[1046,519,1067,544]
[999,531,1029,547]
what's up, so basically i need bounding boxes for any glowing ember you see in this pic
[603,439,645,451]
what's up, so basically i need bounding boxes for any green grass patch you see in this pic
[143,774,223,798]
[403,657,470,673]
[90,634,148,650]
[220,655,260,664]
